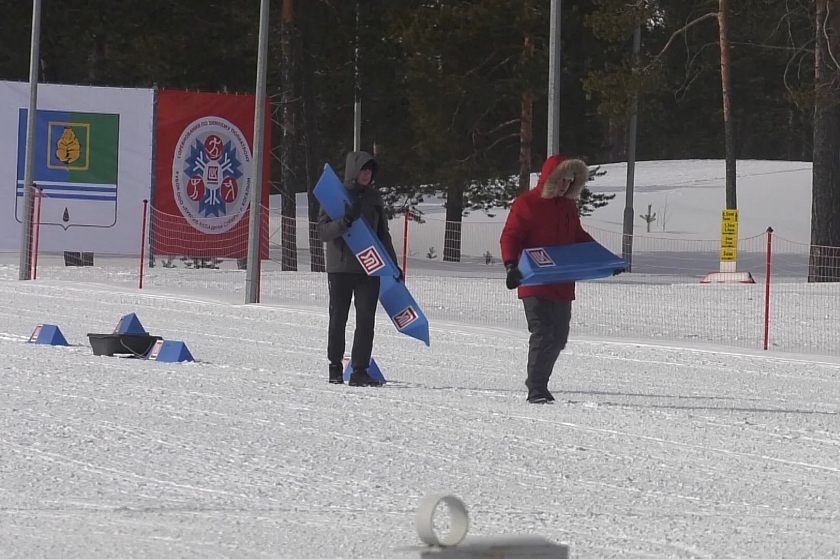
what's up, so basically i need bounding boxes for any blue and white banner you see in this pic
[0,81,153,254]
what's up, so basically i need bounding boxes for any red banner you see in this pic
[152,89,270,259]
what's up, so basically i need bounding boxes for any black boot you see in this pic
[527,386,554,404]
[348,369,382,387]
[329,364,344,384]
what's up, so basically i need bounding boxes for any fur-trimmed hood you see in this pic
[536,155,588,199]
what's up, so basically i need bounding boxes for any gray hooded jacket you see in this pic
[317,151,399,274]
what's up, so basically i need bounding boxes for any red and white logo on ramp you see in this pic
[29,324,43,342]
[357,246,385,274]
[149,340,164,360]
[525,248,555,267]
[394,306,419,330]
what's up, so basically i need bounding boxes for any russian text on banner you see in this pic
[313,164,430,346]
[152,89,271,259]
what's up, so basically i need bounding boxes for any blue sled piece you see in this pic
[28,324,69,346]
[379,275,430,346]
[518,242,628,287]
[313,164,430,346]
[342,357,387,384]
[113,313,147,335]
[147,340,195,363]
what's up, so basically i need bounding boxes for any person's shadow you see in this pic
[385,381,839,416]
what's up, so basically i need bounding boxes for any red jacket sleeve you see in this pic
[500,197,529,264]
[575,219,595,243]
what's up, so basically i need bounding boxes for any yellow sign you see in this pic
[722,209,738,222]
[721,221,738,235]
[719,209,739,262]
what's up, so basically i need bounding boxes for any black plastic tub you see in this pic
[87,333,162,358]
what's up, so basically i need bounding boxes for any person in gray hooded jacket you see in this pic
[317,151,400,387]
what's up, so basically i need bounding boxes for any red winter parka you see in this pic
[500,154,595,301]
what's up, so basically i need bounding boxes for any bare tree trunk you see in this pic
[280,0,298,271]
[443,183,463,262]
[87,33,107,83]
[300,1,325,272]
[718,0,737,210]
[809,0,840,282]
[518,0,534,194]
[519,89,533,193]
[608,118,625,162]
[787,109,796,160]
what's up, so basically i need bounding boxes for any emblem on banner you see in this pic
[394,306,419,330]
[357,246,385,274]
[15,109,120,230]
[172,116,253,234]
[525,247,555,267]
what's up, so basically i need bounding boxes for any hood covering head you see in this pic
[535,154,589,199]
[343,151,378,187]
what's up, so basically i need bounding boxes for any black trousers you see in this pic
[328,273,380,372]
[523,297,572,390]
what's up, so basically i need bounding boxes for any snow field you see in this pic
[1,278,839,558]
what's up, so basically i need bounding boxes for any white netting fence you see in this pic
[140,206,268,302]
[15,200,840,358]
[766,234,840,355]
[19,201,266,304]
[259,213,840,357]
[11,188,148,287]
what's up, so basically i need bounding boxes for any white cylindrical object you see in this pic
[416,494,469,547]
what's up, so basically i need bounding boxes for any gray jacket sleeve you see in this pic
[317,206,348,243]
[378,213,400,268]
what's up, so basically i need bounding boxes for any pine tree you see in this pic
[390,0,525,261]
[810,0,840,281]
[578,166,615,217]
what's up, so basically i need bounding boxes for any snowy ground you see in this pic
[2,275,839,558]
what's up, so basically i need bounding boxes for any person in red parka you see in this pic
[500,153,595,404]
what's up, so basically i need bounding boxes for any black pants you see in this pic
[328,273,380,372]
[523,297,572,390]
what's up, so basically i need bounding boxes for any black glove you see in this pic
[504,260,523,290]
[342,200,362,226]
[612,267,625,276]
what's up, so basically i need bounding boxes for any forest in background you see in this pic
[1,0,837,277]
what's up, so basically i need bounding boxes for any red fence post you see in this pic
[402,210,409,278]
[763,226,774,351]
[139,200,149,289]
[32,187,43,280]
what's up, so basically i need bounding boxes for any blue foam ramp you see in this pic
[146,340,194,363]
[28,324,69,346]
[342,357,387,384]
[113,313,147,335]
[518,242,628,287]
